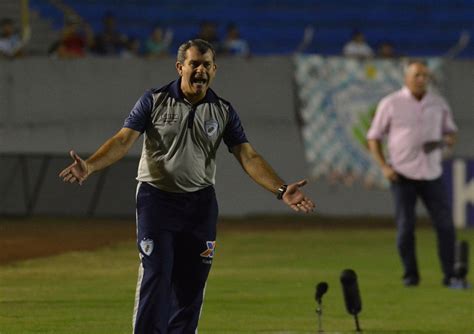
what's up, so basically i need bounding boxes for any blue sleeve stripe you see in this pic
[223,104,248,151]
[123,90,154,133]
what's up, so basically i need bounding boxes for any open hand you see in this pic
[283,179,315,213]
[58,150,89,185]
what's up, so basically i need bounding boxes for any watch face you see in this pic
[277,185,287,200]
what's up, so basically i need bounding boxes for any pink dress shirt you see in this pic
[367,86,457,180]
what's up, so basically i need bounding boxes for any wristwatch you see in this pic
[276,184,288,200]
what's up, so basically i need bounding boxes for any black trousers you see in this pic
[133,182,218,334]
[390,175,455,281]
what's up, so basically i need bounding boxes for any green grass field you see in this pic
[1,224,473,333]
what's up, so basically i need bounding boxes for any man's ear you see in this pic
[176,62,183,76]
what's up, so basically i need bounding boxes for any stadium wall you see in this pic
[0,57,472,221]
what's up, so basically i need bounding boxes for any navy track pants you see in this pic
[133,182,218,334]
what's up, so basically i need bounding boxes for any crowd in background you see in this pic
[0,14,252,60]
[342,29,397,58]
[45,13,176,59]
[1,13,399,60]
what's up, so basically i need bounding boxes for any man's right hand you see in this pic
[382,165,398,182]
[59,150,90,185]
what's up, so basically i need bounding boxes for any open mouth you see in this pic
[192,77,207,88]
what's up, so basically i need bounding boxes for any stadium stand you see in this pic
[27,0,474,57]
[0,1,57,55]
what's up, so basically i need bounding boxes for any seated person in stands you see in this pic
[92,13,128,56]
[194,21,223,53]
[222,23,250,57]
[120,37,142,59]
[377,41,397,58]
[0,18,27,59]
[144,25,173,59]
[343,29,373,58]
[48,17,94,59]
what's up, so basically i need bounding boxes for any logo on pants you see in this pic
[140,238,154,256]
[200,241,216,258]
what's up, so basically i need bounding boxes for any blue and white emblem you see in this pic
[204,119,218,138]
[200,241,216,258]
[140,238,154,256]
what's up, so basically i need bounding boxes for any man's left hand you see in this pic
[283,179,315,213]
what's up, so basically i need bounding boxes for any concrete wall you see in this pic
[0,57,472,217]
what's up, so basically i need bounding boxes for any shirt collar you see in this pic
[169,78,219,104]
[401,86,431,102]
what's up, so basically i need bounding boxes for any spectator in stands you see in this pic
[195,21,222,53]
[0,18,27,59]
[92,13,128,56]
[120,37,142,59]
[48,17,94,59]
[343,29,373,58]
[367,59,459,288]
[377,41,397,58]
[144,25,173,59]
[222,23,250,57]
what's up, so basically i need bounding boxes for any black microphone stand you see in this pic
[353,313,362,333]
[315,281,328,333]
[315,298,324,333]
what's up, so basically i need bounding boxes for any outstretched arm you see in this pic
[59,127,141,185]
[231,143,315,213]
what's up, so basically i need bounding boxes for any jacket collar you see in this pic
[169,78,219,105]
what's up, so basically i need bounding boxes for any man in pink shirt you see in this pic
[367,59,457,287]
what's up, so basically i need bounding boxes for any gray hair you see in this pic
[176,39,216,64]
